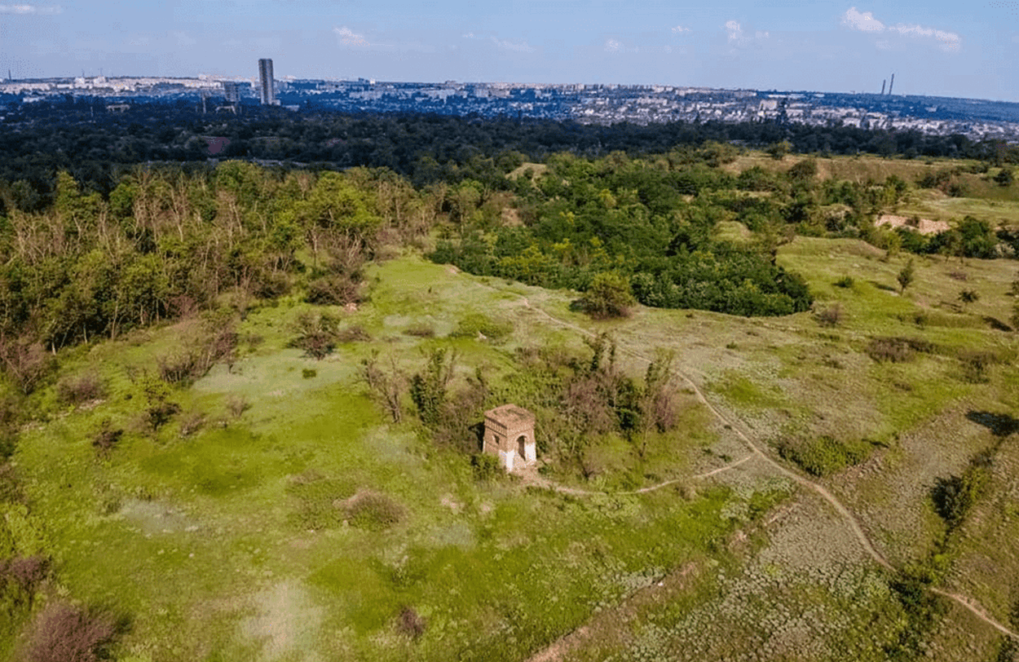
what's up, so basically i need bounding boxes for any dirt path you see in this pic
[501,291,1019,642]
[517,453,755,496]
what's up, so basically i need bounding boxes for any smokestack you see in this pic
[888,73,895,95]
[881,79,886,95]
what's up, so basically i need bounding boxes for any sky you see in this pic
[1,0,1018,101]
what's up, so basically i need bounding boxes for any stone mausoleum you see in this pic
[482,404,536,472]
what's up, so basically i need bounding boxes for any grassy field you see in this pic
[6,227,1019,660]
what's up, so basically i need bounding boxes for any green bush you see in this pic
[451,313,512,341]
[471,453,502,481]
[779,435,875,477]
[581,271,636,319]
[932,462,989,529]
[345,491,404,530]
[290,311,340,359]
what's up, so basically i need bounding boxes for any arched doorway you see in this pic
[517,435,527,460]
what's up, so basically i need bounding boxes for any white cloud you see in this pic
[491,37,534,53]
[604,38,638,53]
[334,26,369,48]
[841,7,884,32]
[172,31,196,47]
[723,20,768,47]
[889,23,961,51]
[462,32,535,53]
[671,25,690,34]
[724,20,743,42]
[841,7,961,52]
[0,4,60,14]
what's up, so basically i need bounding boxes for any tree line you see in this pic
[3,100,1018,214]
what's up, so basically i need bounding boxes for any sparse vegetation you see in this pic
[2,138,1019,661]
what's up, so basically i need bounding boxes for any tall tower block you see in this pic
[888,73,895,96]
[258,58,276,106]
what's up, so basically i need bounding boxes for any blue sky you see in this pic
[1,0,1017,101]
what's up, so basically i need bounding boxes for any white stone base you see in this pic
[499,449,515,472]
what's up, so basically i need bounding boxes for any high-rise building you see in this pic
[222,81,240,105]
[258,58,276,106]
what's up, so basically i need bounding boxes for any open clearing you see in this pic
[9,233,1019,661]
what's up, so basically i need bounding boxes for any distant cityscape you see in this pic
[2,58,1018,142]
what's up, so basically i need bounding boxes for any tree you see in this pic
[995,167,1014,187]
[361,351,405,423]
[581,271,636,319]
[765,140,792,161]
[410,348,458,428]
[636,350,677,458]
[897,258,916,294]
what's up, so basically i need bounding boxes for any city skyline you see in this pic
[0,1,1016,102]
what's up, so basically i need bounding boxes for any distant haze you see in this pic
[0,0,1016,102]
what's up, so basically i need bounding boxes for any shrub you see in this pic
[91,419,123,455]
[360,351,406,423]
[0,555,49,593]
[156,314,238,385]
[56,372,106,406]
[344,491,404,530]
[815,304,843,328]
[957,289,980,307]
[290,311,340,360]
[932,462,989,529]
[451,313,512,341]
[0,339,55,395]
[866,336,935,363]
[302,368,317,379]
[403,324,435,338]
[142,378,180,431]
[178,410,206,438]
[226,395,250,418]
[0,462,24,503]
[156,352,204,385]
[410,348,457,428]
[305,274,360,306]
[897,258,916,293]
[24,602,117,662]
[779,435,875,477]
[336,325,370,343]
[580,271,636,319]
[397,607,427,639]
[959,350,995,383]
[471,453,502,481]
[833,275,854,288]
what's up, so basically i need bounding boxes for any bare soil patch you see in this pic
[876,214,950,235]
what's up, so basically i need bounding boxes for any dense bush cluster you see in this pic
[778,435,876,477]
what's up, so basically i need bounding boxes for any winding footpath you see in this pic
[502,291,1019,642]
